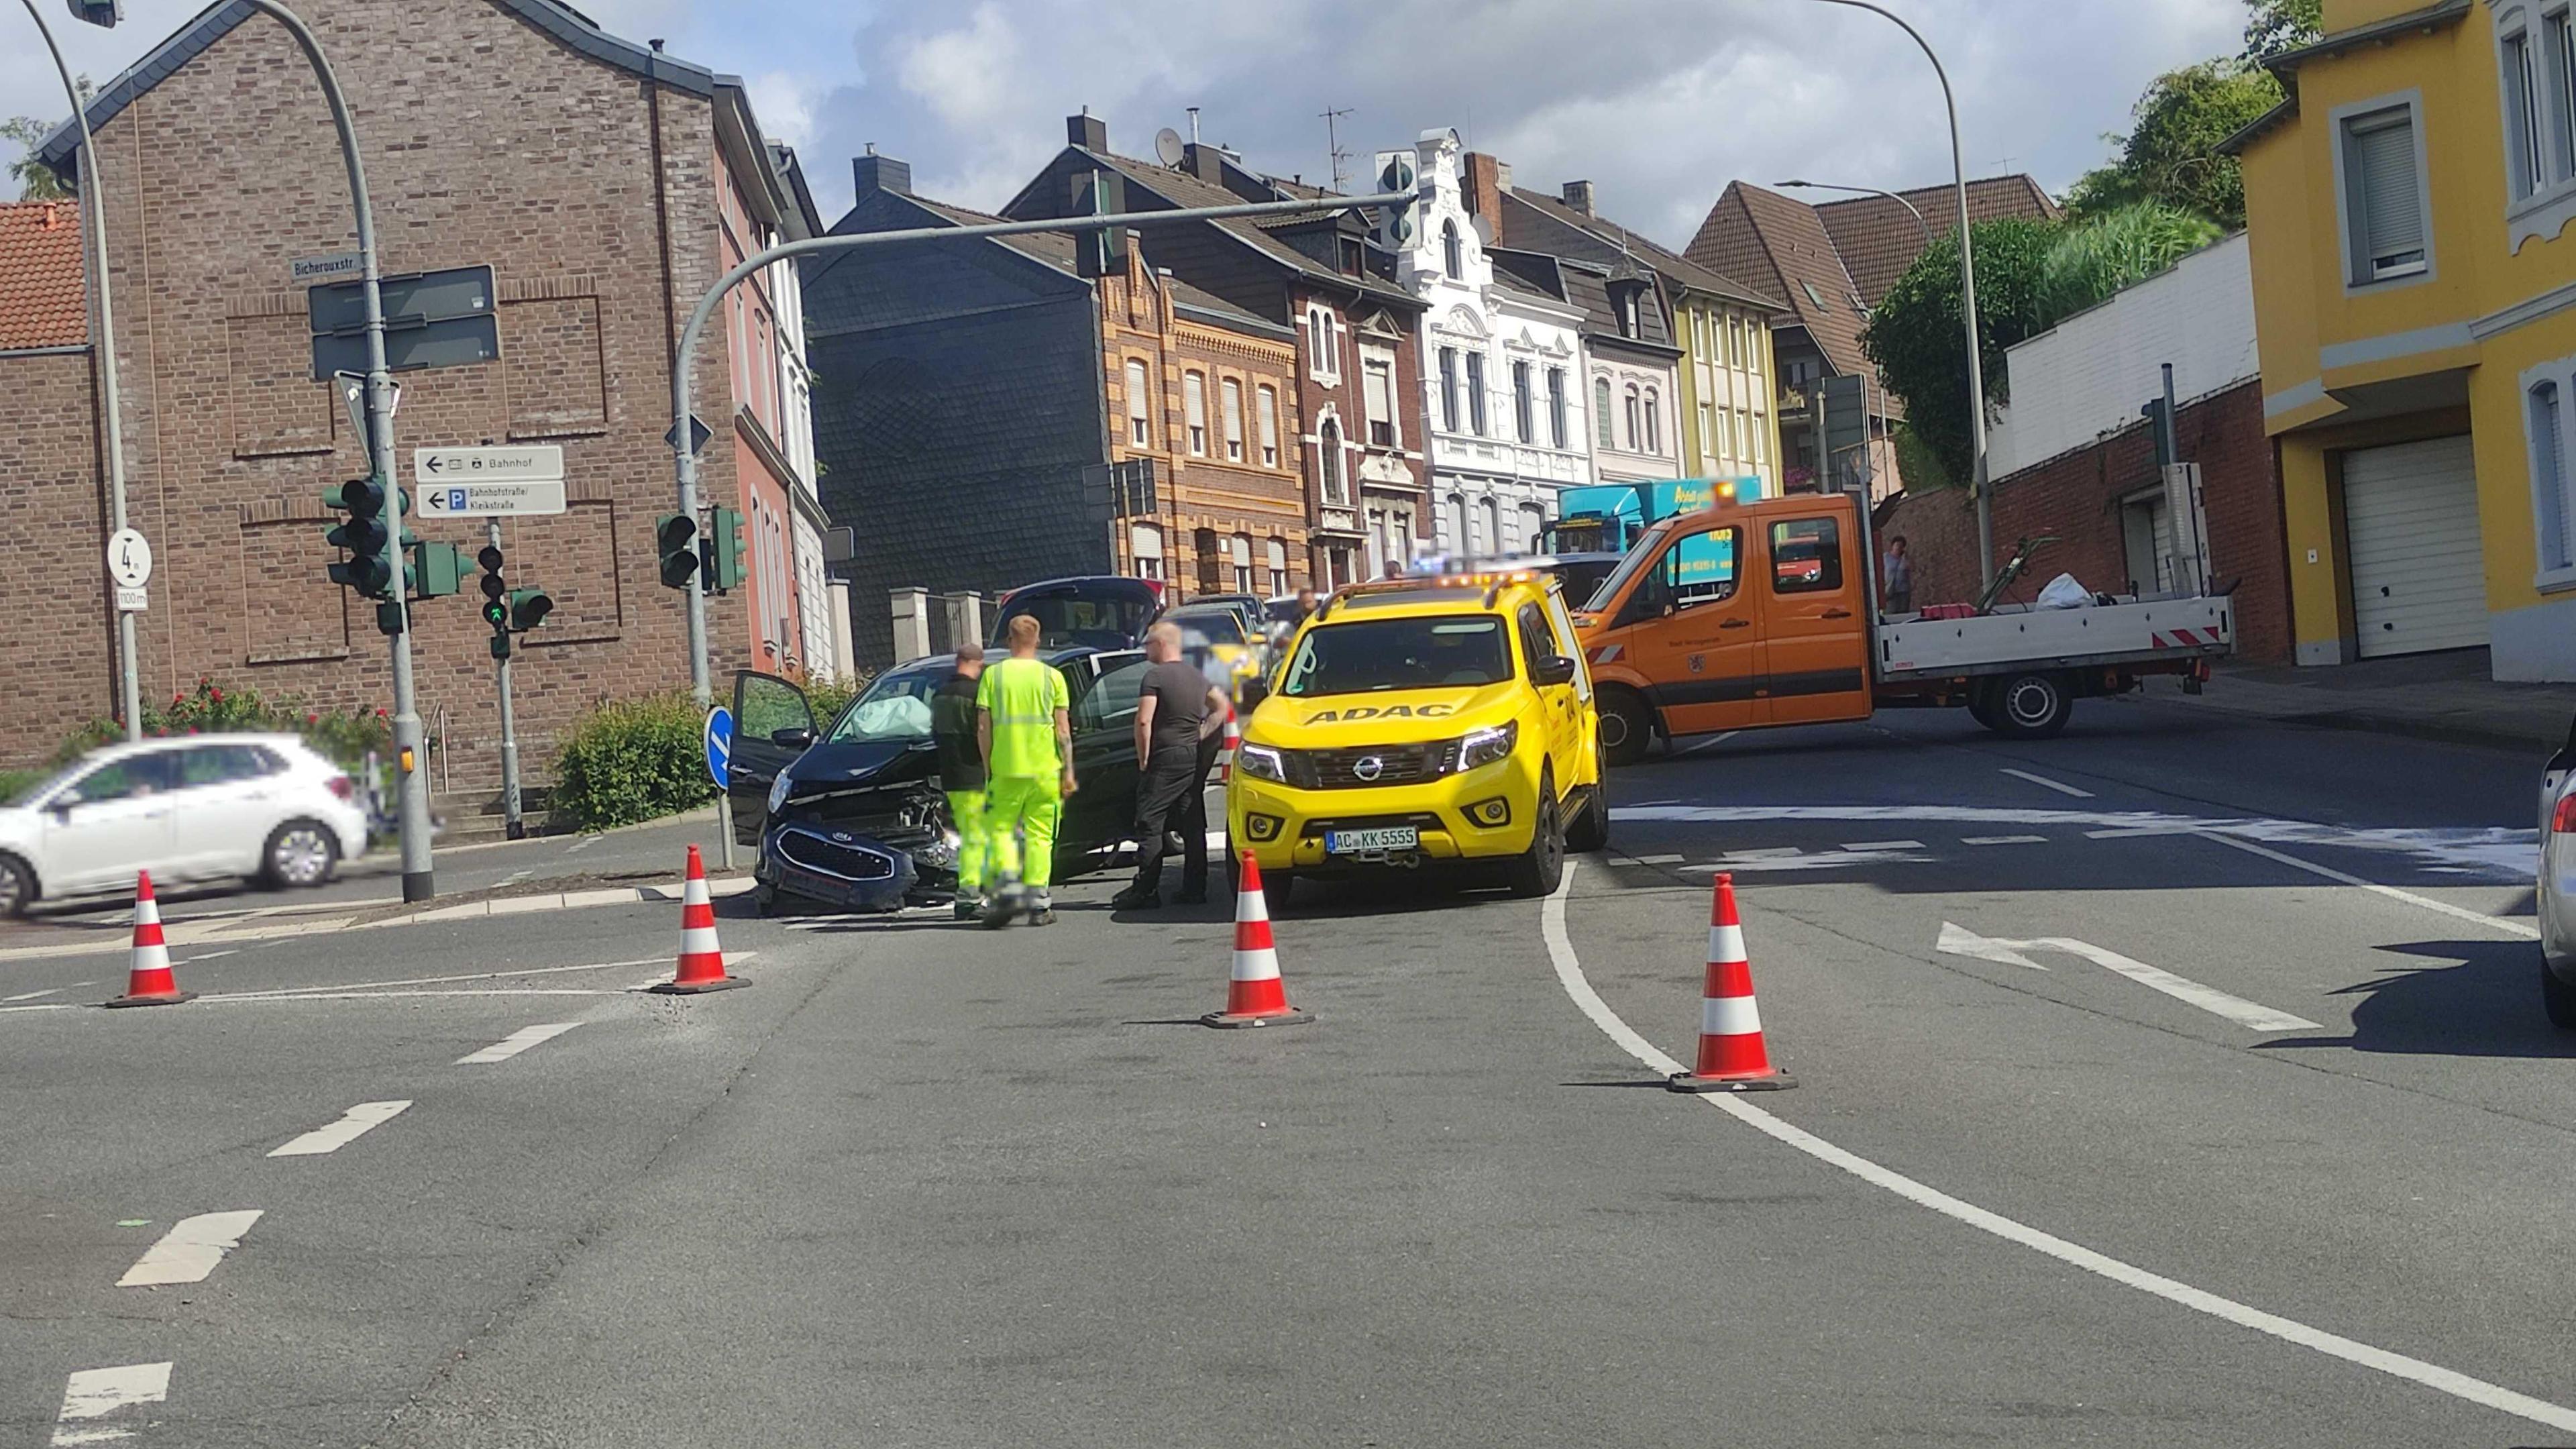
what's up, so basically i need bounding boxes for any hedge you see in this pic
[549,691,720,830]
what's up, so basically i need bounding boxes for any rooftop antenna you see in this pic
[1321,105,1354,193]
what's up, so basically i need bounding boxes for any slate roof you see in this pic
[0,202,87,350]
[1500,189,1781,313]
[1049,147,1419,311]
[908,195,1293,339]
[1489,246,1678,360]
[1813,175,2059,307]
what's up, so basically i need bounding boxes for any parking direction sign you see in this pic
[704,706,734,789]
[419,480,568,518]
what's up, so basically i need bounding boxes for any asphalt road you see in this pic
[3,697,2570,1447]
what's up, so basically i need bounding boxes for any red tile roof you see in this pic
[0,201,87,350]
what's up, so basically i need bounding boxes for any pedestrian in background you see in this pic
[976,613,1075,927]
[1112,622,1230,912]
[930,640,991,921]
[1292,584,1318,623]
[1882,533,1914,616]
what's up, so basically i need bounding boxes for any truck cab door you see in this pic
[1613,521,1764,737]
[731,670,818,845]
[1758,511,1873,726]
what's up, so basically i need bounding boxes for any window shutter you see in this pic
[2353,116,2424,265]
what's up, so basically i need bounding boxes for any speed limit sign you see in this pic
[106,528,153,590]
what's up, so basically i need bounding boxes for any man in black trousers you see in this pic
[1110,621,1230,910]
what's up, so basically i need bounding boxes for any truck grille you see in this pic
[1285,741,1458,790]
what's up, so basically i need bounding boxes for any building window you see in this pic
[1464,352,1487,435]
[2339,103,2428,284]
[1519,503,1545,554]
[1643,390,1662,454]
[1512,360,1534,443]
[2508,28,2544,200]
[1448,493,1469,553]
[1482,497,1502,556]
[1364,357,1397,446]
[1735,407,1751,463]
[1130,523,1165,582]
[1699,401,1715,460]
[1443,219,1463,279]
[1125,360,1153,447]
[1324,545,1354,588]
[1623,385,1642,451]
[1230,534,1254,593]
[1548,367,1568,449]
[1319,417,1348,505]
[1438,347,1460,431]
[2557,13,2576,184]
[1306,308,1341,382]
[1221,378,1245,462]
[2530,373,2576,578]
[1257,384,1280,467]
[1183,371,1208,455]
[1593,377,1613,448]
[1266,538,1289,595]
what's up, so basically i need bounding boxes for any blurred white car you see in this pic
[2544,719,2576,1028]
[0,734,370,916]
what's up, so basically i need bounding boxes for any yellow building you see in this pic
[2230,0,2576,678]
[1672,290,1784,488]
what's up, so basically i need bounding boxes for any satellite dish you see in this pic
[1155,127,1185,167]
[1470,214,1495,248]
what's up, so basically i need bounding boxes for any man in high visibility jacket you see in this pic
[975,612,1076,926]
[929,639,991,921]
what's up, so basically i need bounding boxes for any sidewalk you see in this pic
[2160,647,2575,754]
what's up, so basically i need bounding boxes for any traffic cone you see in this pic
[647,845,749,994]
[1667,873,1793,1092]
[1201,851,1311,1029]
[1216,703,1242,783]
[103,871,192,1008]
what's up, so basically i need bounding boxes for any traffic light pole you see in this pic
[489,519,524,841]
[242,0,433,902]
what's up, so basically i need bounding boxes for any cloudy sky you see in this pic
[6,0,2245,246]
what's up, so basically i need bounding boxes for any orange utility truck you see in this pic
[1574,491,2232,763]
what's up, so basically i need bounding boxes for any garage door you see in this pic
[2343,435,2487,659]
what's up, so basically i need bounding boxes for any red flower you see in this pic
[209,688,223,704]
[187,727,200,735]
[375,708,388,718]
[305,712,319,725]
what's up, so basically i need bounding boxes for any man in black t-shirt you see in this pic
[930,641,990,920]
[1110,622,1230,910]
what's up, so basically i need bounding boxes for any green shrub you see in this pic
[0,767,43,804]
[551,692,719,830]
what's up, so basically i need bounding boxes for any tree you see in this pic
[2243,0,2324,64]
[3,76,91,203]
[2060,60,2285,229]
[1860,216,2061,488]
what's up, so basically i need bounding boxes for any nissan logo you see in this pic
[1352,755,1384,782]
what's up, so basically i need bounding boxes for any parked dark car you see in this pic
[726,649,1157,914]
[988,576,1165,652]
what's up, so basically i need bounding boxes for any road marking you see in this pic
[2198,832,2540,941]
[1841,839,1926,851]
[178,949,237,963]
[0,1002,76,1015]
[52,1362,172,1445]
[1936,922,2322,1032]
[1677,731,1741,756]
[1629,853,1684,865]
[1962,835,2049,846]
[117,1210,262,1287]
[1541,865,2576,1436]
[566,836,599,854]
[2000,767,2095,798]
[268,1100,411,1157]
[212,957,673,1000]
[1723,847,1803,861]
[4,987,63,1002]
[2084,824,2199,839]
[456,1022,580,1064]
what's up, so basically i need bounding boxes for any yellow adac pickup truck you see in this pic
[1224,571,1606,906]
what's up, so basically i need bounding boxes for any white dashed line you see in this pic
[1723,847,1803,861]
[1540,865,2576,1436]
[1962,835,2049,846]
[1629,854,1684,865]
[3,987,64,1002]
[2084,824,2199,839]
[52,1362,171,1445]
[117,1211,262,1287]
[1841,840,1925,851]
[212,957,671,1000]
[178,949,237,964]
[455,1022,581,1064]
[1999,767,2095,798]
[268,1101,412,1157]
[2198,832,2540,941]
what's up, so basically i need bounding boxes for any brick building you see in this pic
[1002,115,1433,586]
[13,0,822,790]
[0,201,113,762]
[804,150,1308,665]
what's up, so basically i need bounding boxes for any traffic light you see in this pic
[407,541,467,598]
[708,506,749,593]
[324,479,397,598]
[478,543,509,629]
[508,587,554,632]
[656,513,700,590]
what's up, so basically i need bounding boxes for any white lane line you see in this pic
[52,1362,172,1445]
[1541,865,2576,1436]
[1935,922,2322,1032]
[1723,847,1803,861]
[4,987,64,1002]
[213,957,669,1000]
[1677,730,1741,755]
[2085,824,2199,839]
[456,1022,582,1065]
[117,1211,262,1288]
[0,1002,76,1015]
[1629,853,1685,866]
[1963,834,2050,845]
[565,836,599,854]
[2000,767,2095,798]
[2198,831,2540,941]
[268,1100,412,1158]
[1841,840,1926,851]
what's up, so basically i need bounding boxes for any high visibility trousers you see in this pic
[946,789,992,896]
[985,774,1063,891]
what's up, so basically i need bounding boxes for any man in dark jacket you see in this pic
[930,641,990,920]
[1110,623,1229,911]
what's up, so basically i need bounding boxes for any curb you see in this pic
[2165,694,2563,755]
[371,875,755,928]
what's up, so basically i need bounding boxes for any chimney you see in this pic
[1560,180,1595,217]
[1462,152,1507,246]
[1182,141,1225,185]
[852,144,911,199]
[1068,108,1108,152]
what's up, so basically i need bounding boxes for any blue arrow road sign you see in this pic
[704,706,734,789]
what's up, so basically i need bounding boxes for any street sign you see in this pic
[704,706,734,790]
[292,252,362,284]
[308,264,494,335]
[414,445,564,484]
[309,316,500,381]
[105,528,152,589]
[419,480,568,518]
[665,413,712,457]
[113,586,148,614]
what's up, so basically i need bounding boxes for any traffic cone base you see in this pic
[1666,1066,1795,1093]
[1204,850,1310,1029]
[647,973,750,996]
[105,870,192,1008]
[649,845,749,994]
[1201,1005,1314,1030]
[103,988,196,1009]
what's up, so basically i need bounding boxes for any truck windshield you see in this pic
[1279,615,1514,697]
[1582,520,1674,612]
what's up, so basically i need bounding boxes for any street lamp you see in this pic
[1801,0,1995,586]
[1778,178,1930,246]
[21,0,142,743]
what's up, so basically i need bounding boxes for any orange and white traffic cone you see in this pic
[1667,873,1793,1092]
[1216,704,1242,783]
[647,845,749,995]
[1201,851,1311,1029]
[104,871,193,1008]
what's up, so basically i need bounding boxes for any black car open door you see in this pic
[729,671,817,845]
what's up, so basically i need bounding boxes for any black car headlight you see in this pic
[1456,722,1517,773]
[1236,743,1287,784]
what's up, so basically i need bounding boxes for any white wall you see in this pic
[1988,232,2257,478]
